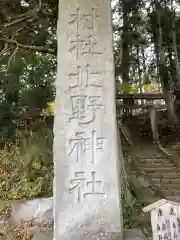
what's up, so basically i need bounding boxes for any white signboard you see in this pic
[143,199,180,240]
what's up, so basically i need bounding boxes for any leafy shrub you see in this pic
[0,128,53,200]
[122,198,144,229]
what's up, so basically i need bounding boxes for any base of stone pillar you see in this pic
[32,229,146,240]
[33,232,122,240]
[32,232,53,240]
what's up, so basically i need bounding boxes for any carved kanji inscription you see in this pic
[69,171,86,203]
[55,0,122,237]
[84,171,105,198]
[69,95,103,125]
[68,65,103,90]
[68,130,106,164]
[69,171,105,203]
[69,8,100,33]
[69,34,102,60]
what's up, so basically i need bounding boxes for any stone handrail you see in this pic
[116,93,164,100]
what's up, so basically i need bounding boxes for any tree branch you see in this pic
[12,18,38,38]
[7,45,19,69]
[4,14,33,29]
[0,38,56,55]
[0,0,42,33]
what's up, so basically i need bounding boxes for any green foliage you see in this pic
[122,198,144,229]
[0,51,55,143]
[0,129,53,200]
[1,0,180,204]
[118,83,139,93]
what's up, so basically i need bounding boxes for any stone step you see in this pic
[137,154,165,159]
[171,143,180,149]
[165,196,180,203]
[132,170,179,177]
[152,178,180,184]
[140,163,175,168]
[147,172,180,179]
[135,147,163,152]
[154,183,180,189]
[161,190,180,196]
[139,159,168,164]
[143,167,177,173]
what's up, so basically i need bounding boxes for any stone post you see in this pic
[54,0,123,239]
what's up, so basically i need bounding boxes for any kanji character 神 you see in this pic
[68,131,106,164]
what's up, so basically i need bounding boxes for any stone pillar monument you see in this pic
[54,0,123,239]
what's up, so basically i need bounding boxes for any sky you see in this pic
[111,0,117,8]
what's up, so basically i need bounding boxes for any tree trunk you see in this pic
[170,4,180,112]
[141,45,147,104]
[154,0,178,123]
[150,106,159,144]
[137,45,143,105]
[121,0,130,85]
[121,0,133,117]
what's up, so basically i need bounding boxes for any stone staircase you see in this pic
[135,146,180,202]
[119,119,180,239]
[120,129,180,239]
[120,122,180,203]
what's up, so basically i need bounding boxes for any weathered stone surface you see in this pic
[32,232,53,240]
[0,198,53,239]
[123,229,146,240]
[33,229,146,240]
[54,0,122,239]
